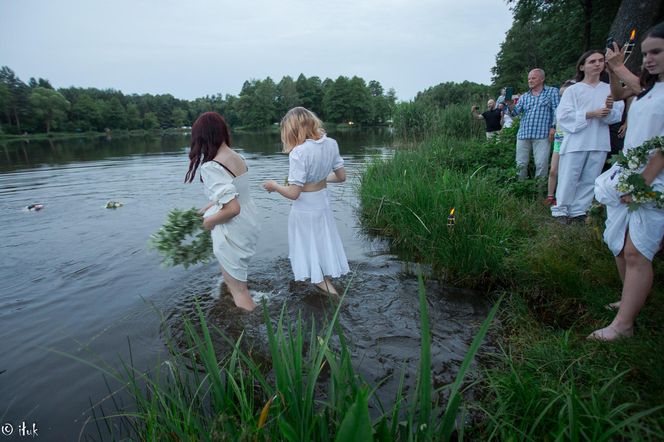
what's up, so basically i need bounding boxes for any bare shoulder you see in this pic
[217,148,248,176]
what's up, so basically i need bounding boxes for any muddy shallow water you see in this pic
[0,130,490,440]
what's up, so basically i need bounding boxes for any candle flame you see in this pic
[449,208,455,216]
[629,28,636,41]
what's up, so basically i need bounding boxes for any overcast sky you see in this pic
[1,0,513,101]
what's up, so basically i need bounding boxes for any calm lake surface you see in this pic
[0,130,489,440]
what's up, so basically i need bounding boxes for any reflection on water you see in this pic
[0,128,490,440]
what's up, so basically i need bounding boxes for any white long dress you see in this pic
[552,81,624,217]
[287,135,350,283]
[594,82,664,261]
[201,159,260,281]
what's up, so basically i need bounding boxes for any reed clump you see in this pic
[81,277,500,441]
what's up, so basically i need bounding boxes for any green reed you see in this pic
[74,274,499,441]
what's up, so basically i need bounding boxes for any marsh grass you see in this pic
[77,275,500,441]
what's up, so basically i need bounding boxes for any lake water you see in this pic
[0,130,489,440]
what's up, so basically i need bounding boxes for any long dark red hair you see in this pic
[185,112,232,183]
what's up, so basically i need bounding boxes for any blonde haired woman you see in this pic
[263,107,349,295]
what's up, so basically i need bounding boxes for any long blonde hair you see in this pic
[280,107,325,152]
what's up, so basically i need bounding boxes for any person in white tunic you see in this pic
[185,112,260,311]
[589,22,664,341]
[552,50,624,222]
[263,107,350,296]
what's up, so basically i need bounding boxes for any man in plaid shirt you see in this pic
[507,68,560,180]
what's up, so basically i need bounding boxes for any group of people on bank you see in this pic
[473,22,664,341]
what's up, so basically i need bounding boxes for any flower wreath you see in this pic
[613,136,664,211]
[150,208,213,268]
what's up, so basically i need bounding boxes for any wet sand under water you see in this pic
[165,254,493,412]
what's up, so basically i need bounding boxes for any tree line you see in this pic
[0,67,396,135]
[492,0,663,93]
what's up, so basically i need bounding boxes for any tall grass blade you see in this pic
[439,295,502,440]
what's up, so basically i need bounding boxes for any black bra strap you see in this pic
[211,160,236,177]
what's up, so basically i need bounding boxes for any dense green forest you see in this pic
[2,0,663,136]
[0,68,396,135]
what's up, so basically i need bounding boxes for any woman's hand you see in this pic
[620,193,633,204]
[605,95,614,109]
[263,180,279,192]
[617,123,627,138]
[202,217,216,230]
[588,108,611,119]
[605,42,625,72]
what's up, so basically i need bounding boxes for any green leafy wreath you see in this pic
[613,136,664,211]
[150,208,214,268]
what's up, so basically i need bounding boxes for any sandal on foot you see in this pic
[586,325,633,341]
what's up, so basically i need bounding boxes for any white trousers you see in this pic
[515,138,551,179]
[552,150,607,218]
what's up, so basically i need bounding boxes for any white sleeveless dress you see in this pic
[200,159,260,281]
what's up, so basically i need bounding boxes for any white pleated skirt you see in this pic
[288,189,350,284]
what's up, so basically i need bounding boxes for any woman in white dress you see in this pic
[552,49,624,223]
[589,22,664,340]
[263,107,350,295]
[185,112,260,311]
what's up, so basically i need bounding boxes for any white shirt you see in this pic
[288,135,344,186]
[624,82,664,151]
[556,81,624,154]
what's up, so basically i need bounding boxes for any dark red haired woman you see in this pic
[185,112,260,311]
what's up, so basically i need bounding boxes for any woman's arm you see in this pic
[263,181,303,200]
[202,198,241,230]
[642,150,664,186]
[606,43,641,99]
[198,201,215,215]
[327,167,346,183]
[620,150,664,203]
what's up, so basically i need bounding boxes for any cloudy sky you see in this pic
[1,0,513,101]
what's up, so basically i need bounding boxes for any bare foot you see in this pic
[233,297,256,312]
[587,325,633,341]
[315,278,339,296]
[604,301,620,311]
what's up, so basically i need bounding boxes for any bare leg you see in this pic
[606,252,627,310]
[546,152,559,201]
[315,277,339,296]
[220,267,256,311]
[589,233,652,340]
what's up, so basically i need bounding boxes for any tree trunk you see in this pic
[609,0,664,73]
[582,0,593,51]
[13,107,21,132]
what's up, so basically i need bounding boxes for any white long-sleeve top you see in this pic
[556,81,624,154]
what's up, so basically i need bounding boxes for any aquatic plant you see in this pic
[74,274,500,440]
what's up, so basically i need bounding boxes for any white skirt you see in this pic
[595,164,664,261]
[288,189,350,283]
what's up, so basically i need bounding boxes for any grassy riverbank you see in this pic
[358,121,664,438]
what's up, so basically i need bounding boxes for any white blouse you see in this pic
[623,82,664,151]
[556,81,624,154]
[288,135,344,187]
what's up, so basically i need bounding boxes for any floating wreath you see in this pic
[150,208,213,268]
[613,136,664,211]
